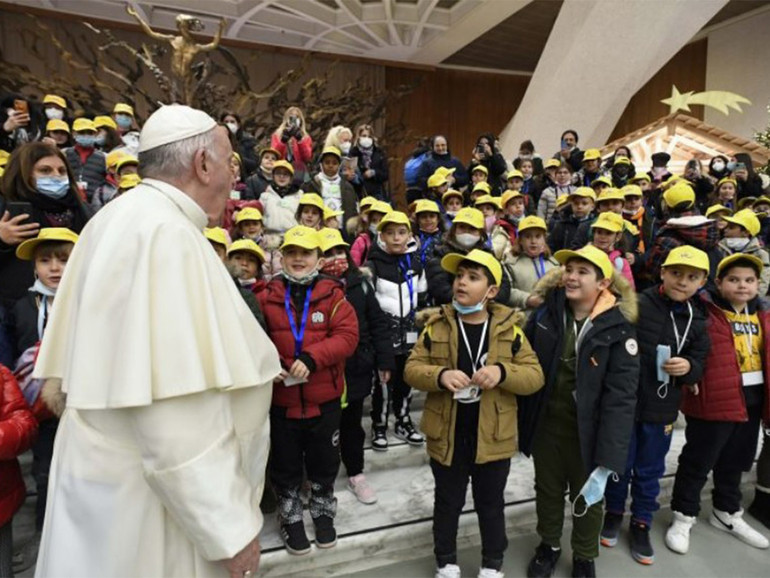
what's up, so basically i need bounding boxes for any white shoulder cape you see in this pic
[33,178,282,409]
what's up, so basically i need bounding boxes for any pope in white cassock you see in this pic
[32,105,282,578]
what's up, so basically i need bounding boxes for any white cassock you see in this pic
[32,178,282,577]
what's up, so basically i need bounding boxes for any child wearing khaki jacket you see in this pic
[405,249,544,578]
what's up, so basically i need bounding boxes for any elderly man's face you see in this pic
[202,126,234,225]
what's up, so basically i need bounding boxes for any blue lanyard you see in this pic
[419,233,435,267]
[399,254,415,318]
[534,255,546,279]
[285,287,313,357]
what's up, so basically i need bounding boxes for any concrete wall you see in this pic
[704,8,770,139]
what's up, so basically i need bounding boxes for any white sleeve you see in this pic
[126,390,261,561]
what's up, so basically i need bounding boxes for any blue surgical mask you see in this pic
[452,299,485,315]
[74,134,96,148]
[115,114,133,130]
[36,176,70,199]
[572,466,614,517]
[94,134,106,147]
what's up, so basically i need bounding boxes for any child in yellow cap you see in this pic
[227,239,267,294]
[405,249,543,578]
[718,208,770,295]
[537,161,575,223]
[490,190,527,263]
[412,199,444,268]
[548,187,596,252]
[507,216,558,314]
[294,193,325,230]
[589,213,635,289]
[350,200,391,267]
[302,146,358,231]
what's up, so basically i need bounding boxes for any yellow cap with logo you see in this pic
[591,212,624,233]
[413,199,441,214]
[621,184,643,198]
[235,207,263,224]
[471,164,489,175]
[106,150,129,170]
[501,189,524,207]
[452,207,485,230]
[319,227,349,252]
[46,119,70,134]
[662,245,710,273]
[360,196,377,211]
[506,169,523,180]
[435,166,456,178]
[281,226,321,250]
[228,239,266,262]
[441,249,502,286]
[722,208,761,237]
[377,210,411,232]
[442,189,464,203]
[663,183,695,210]
[554,244,613,279]
[43,94,67,109]
[72,118,96,133]
[204,227,229,247]
[428,172,448,189]
[320,146,342,160]
[517,215,547,234]
[368,200,393,216]
[298,193,325,211]
[544,158,561,169]
[717,253,764,278]
[94,115,118,130]
[474,194,501,210]
[582,148,602,162]
[596,188,625,203]
[705,204,732,218]
[16,228,79,260]
[570,187,597,201]
[272,160,295,176]
[472,182,492,194]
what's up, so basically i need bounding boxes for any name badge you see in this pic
[283,374,308,387]
[406,331,418,344]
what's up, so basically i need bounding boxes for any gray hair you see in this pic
[138,127,219,180]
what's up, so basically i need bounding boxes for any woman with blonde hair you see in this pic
[270,106,313,182]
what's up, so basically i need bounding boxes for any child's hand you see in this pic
[625,252,635,266]
[440,370,471,393]
[378,369,391,384]
[685,383,699,396]
[274,370,288,384]
[472,365,502,390]
[663,357,691,377]
[526,294,544,308]
[289,360,310,380]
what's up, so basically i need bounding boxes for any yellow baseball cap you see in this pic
[662,245,710,274]
[753,196,770,208]
[377,210,411,232]
[613,156,631,166]
[705,204,732,218]
[94,115,118,130]
[591,212,624,233]
[115,156,139,173]
[323,206,344,221]
[663,183,695,210]
[506,169,524,180]
[428,173,448,189]
[298,193,325,211]
[228,238,266,262]
[441,248,502,286]
[472,182,492,194]
[413,199,441,214]
[471,164,489,175]
[662,175,683,190]
[235,207,263,224]
[360,196,377,211]
[717,253,764,278]
[554,244,613,279]
[435,166,456,178]
[259,147,282,159]
[621,184,643,198]
[596,188,625,203]
[280,226,321,250]
[582,148,601,162]
[570,187,597,201]
[452,207,484,230]
[72,118,96,133]
[272,160,295,176]
[544,158,561,169]
[16,228,78,260]
[368,200,393,216]
[113,103,135,116]
[46,119,70,134]
[43,94,66,109]
[442,189,464,203]
[722,208,761,237]
[517,215,547,234]
[555,195,571,209]
[118,173,141,189]
[591,176,612,188]
[106,149,129,170]
[319,227,349,252]
[321,146,342,160]
[204,227,229,247]
[0,150,9,167]
[630,172,651,184]
[474,194,502,210]
[501,189,524,207]
[717,177,738,189]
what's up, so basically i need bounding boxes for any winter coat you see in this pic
[548,209,594,253]
[537,184,575,222]
[243,170,271,200]
[417,152,469,192]
[573,168,606,188]
[552,148,583,172]
[364,243,428,356]
[233,131,259,177]
[416,230,443,269]
[64,146,108,206]
[491,219,518,262]
[718,237,770,296]
[0,365,37,526]
[681,292,770,423]
[350,232,373,267]
[257,277,358,419]
[683,176,715,214]
[518,268,639,473]
[623,208,655,255]
[343,270,396,399]
[405,303,544,466]
[426,237,512,307]
[634,286,709,423]
[302,174,358,231]
[10,292,41,362]
[0,196,90,311]
[350,145,390,200]
[258,184,301,234]
[506,253,559,311]
[270,132,313,181]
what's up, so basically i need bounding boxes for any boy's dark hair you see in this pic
[717,257,761,280]
[565,256,605,280]
[34,241,74,262]
[457,260,496,287]
[561,129,579,143]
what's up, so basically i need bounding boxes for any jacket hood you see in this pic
[531,266,638,323]
[658,216,719,250]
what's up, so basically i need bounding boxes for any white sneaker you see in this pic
[348,474,378,505]
[477,568,504,578]
[710,508,770,549]
[665,510,697,554]
[435,563,461,578]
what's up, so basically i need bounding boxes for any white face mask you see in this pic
[712,160,726,172]
[45,108,64,120]
[225,122,238,135]
[455,233,480,249]
[359,136,373,149]
[724,237,750,251]
[340,142,352,154]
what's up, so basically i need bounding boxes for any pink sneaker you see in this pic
[348,474,378,505]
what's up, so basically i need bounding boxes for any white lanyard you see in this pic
[572,317,590,358]
[670,301,693,355]
[458,318,489,373]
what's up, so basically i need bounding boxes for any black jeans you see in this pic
[672,403,762,517]
[33,418,58,532]
[270,407,341,524]
[340,397,365,477]
[371,354,411,425]
[430,433,510,571]
[0,521,11,578]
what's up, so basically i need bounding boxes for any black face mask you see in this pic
[272,182,292,197]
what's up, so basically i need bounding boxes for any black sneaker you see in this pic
[571,557,596,578]
[394,416,425,445]
[280,521,311,555]
[313,515,337,549]
[371,424,389,451]
[527,542,561,578]
[600,511,623,547]
[630,520,654,565]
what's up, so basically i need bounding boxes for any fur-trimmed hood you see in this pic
[530,266,638,323]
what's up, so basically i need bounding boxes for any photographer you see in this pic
[270,107,313,183]
[467,132,507,195]
[1,95,46,152]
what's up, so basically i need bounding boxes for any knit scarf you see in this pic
[624,206,646,252]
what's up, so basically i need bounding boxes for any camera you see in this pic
[476,144,485,155]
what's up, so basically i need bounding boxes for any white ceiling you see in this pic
[6,0,531,64]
